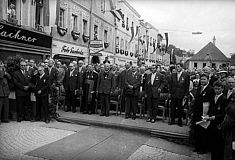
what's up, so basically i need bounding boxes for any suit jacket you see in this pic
[63,69,81,91]
[97,71,115,94]
[169,71,190,99]
[145,72,165,98]
[140,73,147,92]
[192,84,215,123]
[124,71,141,96]
[0,70,10,97]
[35,74,49,97]
[13,70,31,97]
[223,88,234,103]
[118,69,130,89]
[44,67,58,85]
[82,71,98,92]
[208,94,227,127]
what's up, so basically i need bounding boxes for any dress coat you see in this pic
[124,71,141,97]
[34,74,50,97]
[222,99,235,160]
[13,70,31,97]
[169,71,190,99]
[63,69,81,92]
[145,72,165,98]
[97,71,115,94]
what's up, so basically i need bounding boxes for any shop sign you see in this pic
[0,22,52,48]
[90,40,104,53]
[61,45,84,55]
[52,41,88,57]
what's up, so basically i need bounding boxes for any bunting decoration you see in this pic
[129,25,135,42]
[164,33,168,54]
[135,26,139,37]
[110,9,122,21]
[157,33,163,51]
[55,0,60,25]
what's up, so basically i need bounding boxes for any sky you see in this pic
[128,0,235,57]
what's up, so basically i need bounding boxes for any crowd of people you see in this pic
[0,57,235,160]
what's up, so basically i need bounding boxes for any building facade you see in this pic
[187,41,229,70]
[0,0,52,62]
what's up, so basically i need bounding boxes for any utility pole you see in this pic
[88,0,93,64]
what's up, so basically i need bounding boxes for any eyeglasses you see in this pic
[21,65,26,67]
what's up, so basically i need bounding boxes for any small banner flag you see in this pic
[164,33,168,53]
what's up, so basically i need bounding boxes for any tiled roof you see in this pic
[189,42,229,62]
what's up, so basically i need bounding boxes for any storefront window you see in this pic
[125,40,128,51]
[94,25,98,40]
[72,14,78,31]
[83,19,88,35]
[7,0,16,19]
[120,38,124,50]
[59,8,65,28]
[104,30,108,42]
[35,0,43,30]
[116,36,119,48]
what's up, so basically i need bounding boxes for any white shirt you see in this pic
[70,69,74,77]
[48,67,52,75]
[21,70,25,75]
[177,71,183,81]
[227,89,233,99]
[201,83,209,93]
[214,93,223,104]
[151,72,156,85]
[40,73,45,79]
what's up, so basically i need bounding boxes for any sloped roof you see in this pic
[189,42,229,62]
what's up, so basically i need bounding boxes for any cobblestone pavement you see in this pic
[127,145,210,160]
[0,121,75,160]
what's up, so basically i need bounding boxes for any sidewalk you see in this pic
[56,109,190,144]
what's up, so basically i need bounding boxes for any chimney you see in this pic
[213,36,216,45]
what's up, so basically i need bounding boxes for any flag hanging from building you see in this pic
[116,9,124,20]
[157,33,163,50]
[135,26,139,37]
[164,33,168,53]
[55,0,60,25]
[129,26,135,42]
[110,9,122,21]
[43,0,50,26]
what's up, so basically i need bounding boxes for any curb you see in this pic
[56,116,190,145]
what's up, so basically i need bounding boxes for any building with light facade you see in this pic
[0,0,161,66]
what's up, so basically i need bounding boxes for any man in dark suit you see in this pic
[206,80,228,160]
[224,77,235,102]
[124,64,141,119]
[97,63,115,117]
[117,62,131,112]
[169,63,190,126]
[34,66,50,123]
[44,59,58,86]
[145,64,165,123]
[63,63,81,113]
[0,63,11,123]
[13,61,32,122]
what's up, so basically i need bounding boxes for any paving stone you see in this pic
[127,145,210,160]
[0,121,75,160]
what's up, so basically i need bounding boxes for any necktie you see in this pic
[215,95,219,103]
